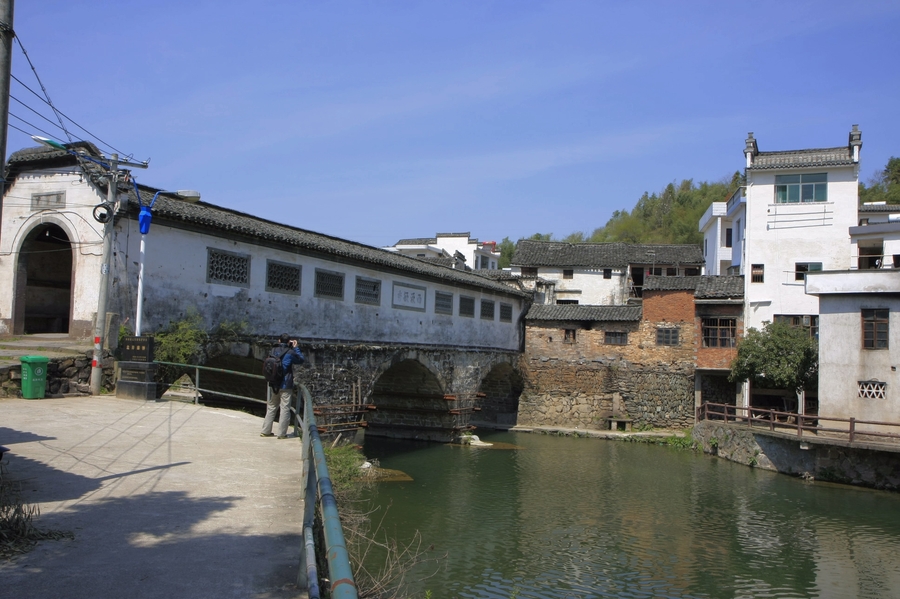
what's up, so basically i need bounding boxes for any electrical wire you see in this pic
[9,111,59,140]
[10,94,69,136]
[13,34,71,143]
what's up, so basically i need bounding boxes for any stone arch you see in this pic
[366,358,453,441]
[475,361,524,429]
[13,222,74,334]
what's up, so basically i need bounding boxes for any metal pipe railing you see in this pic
[153,360,272,406]
[296,384,358,599]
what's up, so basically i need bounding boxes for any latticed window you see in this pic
[862,309,889,349]
[858,380,886,399]
[499,303,513,322]
[355,277,381,305]
[481,299,495,320]
[266,261,300,294]
[434,291,453,315]
[656,327,680,346]
[605,331,627,345]
[702,317,736,348]
[459,296,475,317]
[207,248,250,287]
[315,269,344,300]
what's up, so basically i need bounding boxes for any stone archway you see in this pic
[474,362,523,429]
[13,223,73,334]
[367,358,452,441]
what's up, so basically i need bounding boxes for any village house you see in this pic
[517,274,744,430]
[383,232,501,270]
[509,239,705,305]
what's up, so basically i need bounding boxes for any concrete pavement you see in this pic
[0,395,304,598]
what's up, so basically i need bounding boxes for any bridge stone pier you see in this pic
[244,341,523,442]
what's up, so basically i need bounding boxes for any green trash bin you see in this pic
[20,356,50,399]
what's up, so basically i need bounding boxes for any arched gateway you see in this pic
[13,223,73,334]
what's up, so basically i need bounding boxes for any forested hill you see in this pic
[497,171,743,267]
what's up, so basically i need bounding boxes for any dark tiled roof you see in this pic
[395,237,437,245]
[643,276,701,292]
[7,144,527,299]
[525,304,641,322]
[695,276,744,299]
[859,203,900,213]
[749,147,855,170]
[512,239,704,268]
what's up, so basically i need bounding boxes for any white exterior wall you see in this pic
[807,270,900,427]
[699,201,731,275]
[0,169,107,334]
[743,165,858,330]
[535,267,626,305]
[1,171,524,350]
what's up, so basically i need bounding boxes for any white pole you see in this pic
[135,233,147,336]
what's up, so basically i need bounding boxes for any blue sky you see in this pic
[7,1,900,247]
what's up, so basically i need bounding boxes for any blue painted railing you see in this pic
[295,384,358,599]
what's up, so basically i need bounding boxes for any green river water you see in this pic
[360,430,900,599]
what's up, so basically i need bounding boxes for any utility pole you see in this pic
[0,0,15,231]
[91,154,118,395]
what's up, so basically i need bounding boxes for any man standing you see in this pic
[261,333,305,439]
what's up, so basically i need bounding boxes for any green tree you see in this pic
[527,232,553,241]
[728,321,818,396]
[497,237,516,268]
[860,157,900,205]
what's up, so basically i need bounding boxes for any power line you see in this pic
[12,34,71,143]
[9,111,59,141]
[10,93,68,135]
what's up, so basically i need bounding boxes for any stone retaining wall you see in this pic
[0,353,116,398]
[693,420,900,491]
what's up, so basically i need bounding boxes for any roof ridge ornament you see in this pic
[744,132,758,168]
[849,124,862,163]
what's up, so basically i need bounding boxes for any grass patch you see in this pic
[1,462,73,560]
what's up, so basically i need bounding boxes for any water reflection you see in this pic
[362,431,900,599]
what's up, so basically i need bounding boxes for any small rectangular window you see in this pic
[858,380,886,399]
[266,260,301,295]
[435,291,453,315]
[666,267,677,276]
[556,299,579,305]
[354,277,381,305]
[603,268,612,279]
[315,269,344,300]
[685,267,700,276]
[862,309,889,349]
[521,267,538,277]
[208,248,250,287]
[459,296,475,317]
[702,317,736,348]
[751,264,764,283]
[499,303,513,322]
[725,228,733,248]
[564,329,576,343]
[656,327,680,346]
[795,262,823,281]
[650,267,662,276]
[605,331,627,345]
[563,269,574,279]
[481,299,495,320]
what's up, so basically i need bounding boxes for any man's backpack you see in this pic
[263,346,290,389]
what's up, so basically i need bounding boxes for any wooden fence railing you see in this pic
[697,402,900,445]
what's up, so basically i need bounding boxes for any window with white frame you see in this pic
[858,380,886,399]
[775,173,827,203]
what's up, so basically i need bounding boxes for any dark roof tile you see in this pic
[511,239,703,268]
[749,147,855,170]
[525,304,641,322]
[695,276,744,299]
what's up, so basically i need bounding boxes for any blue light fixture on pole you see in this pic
[134,188,200,336]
